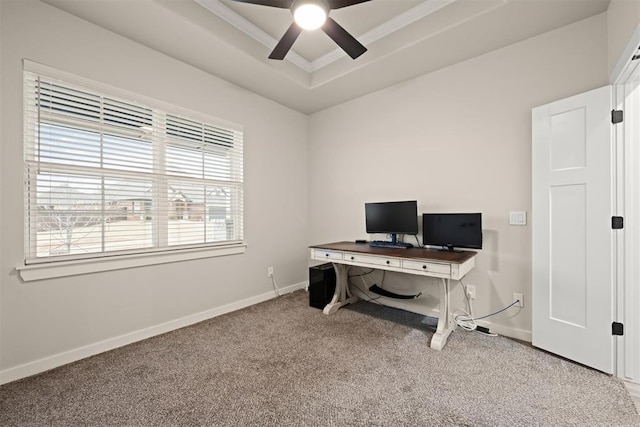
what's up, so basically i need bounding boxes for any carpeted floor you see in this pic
[1,290,638,426]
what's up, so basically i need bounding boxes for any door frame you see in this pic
[612,27,640,384]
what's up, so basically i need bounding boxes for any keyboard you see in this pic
[369,240,413,249]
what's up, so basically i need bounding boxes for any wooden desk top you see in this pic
[310,241,477,264]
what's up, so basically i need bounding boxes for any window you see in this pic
[23,64,244,265]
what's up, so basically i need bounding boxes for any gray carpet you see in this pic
[1,290,638,426]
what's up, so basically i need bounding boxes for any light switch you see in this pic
[509,211,527,226]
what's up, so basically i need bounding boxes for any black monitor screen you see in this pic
[422,213,482,251]
[365,201,418,235]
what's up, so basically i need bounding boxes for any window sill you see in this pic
[17,244,247,282]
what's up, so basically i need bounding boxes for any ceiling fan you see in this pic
[229,0,370,60]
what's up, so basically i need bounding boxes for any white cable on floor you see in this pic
[454,280,477,331]
[271,274,281,297]
[454,280,520,335]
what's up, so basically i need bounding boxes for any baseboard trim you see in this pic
[0,281,307,385]
[475,320,532,342]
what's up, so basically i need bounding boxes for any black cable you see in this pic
[473,300,520,320]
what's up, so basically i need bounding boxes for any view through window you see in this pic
[23,67,244,263]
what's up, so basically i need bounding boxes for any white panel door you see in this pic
[532,86,614,374]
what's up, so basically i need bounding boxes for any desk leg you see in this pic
[323,263,359,315]
[430,278,455,351]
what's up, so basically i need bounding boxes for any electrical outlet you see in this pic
[513,293,524,308]
[466,285,476,300]
[267,267,274,278]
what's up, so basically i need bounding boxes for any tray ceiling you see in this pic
[40,0,610,114]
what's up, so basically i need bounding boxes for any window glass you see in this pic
[24,68,244,263]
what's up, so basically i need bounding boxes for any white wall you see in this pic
[0,0,309,381]
[308,13,609,340]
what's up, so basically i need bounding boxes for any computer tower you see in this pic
[308,263,336,309]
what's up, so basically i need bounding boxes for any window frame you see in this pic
[19,61,246,281]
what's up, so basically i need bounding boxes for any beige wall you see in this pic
[308,13,609,339]
[0,0,309,376]
[0,0,622,381]
[608,0,640,77]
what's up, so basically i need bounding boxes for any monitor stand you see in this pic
[440,245,463,253]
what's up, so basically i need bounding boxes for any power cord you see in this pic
[349,280,383,304]
[453,280,520,335]
[453,279,476,331]
[349,268,387,288]
[472,300,520,321]
[348,266,383,304]
[270,274,281,297]
[398,233,423,248]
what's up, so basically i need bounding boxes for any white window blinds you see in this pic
[23,65,244,263]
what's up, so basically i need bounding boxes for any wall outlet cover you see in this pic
[509,211,527,226]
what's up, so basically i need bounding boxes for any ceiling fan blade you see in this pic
[228,0,291,8]
[269,23,303,60]
[321,17,367,59]
[326,0,370,9]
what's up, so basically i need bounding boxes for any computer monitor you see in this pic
[365,200,418,244]
[422,213,482,252]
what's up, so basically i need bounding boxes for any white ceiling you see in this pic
[41,0,610,114]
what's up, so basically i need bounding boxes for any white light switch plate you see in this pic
[509,211,527,226]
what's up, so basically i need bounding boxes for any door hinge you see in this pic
[612,216,624,229]
[612,110,624,124]
[612,322,624,336]
[633,54,640,61]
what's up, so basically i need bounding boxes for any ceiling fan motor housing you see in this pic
[291,0,329,14]
[292,0,329,30]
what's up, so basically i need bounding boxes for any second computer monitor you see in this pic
[422,212,482,252]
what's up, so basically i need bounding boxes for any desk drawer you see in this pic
[313,249,343,261]
[402,259,451,276]
[343,253,401,268]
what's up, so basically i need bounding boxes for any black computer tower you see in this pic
[308,263,336,309]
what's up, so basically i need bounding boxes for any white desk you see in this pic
[309,241,477,350]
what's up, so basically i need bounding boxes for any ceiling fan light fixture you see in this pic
[230,0,368,60]
[293,1,327,30]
